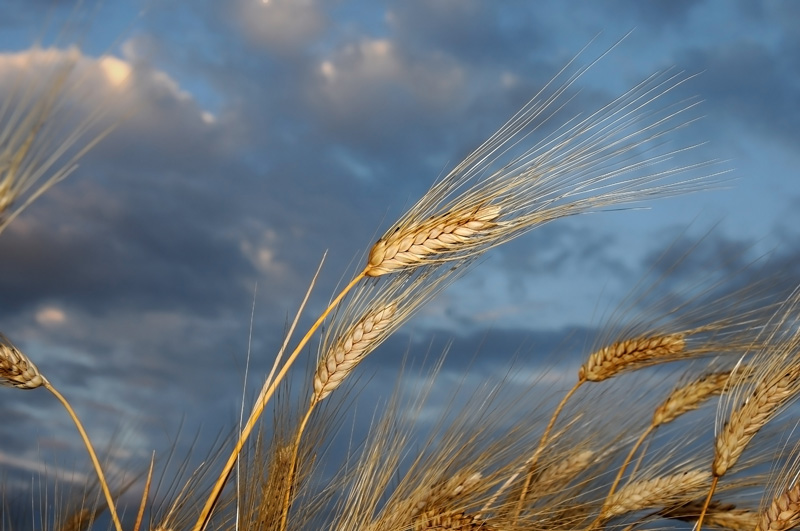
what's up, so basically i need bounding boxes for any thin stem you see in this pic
[606,424,655,501]
[696,475,719,531]
[194,271,366,531]
[133,452,156,531]
[279,406,315,531]
[514,380,583,517]
[44,382,123,531]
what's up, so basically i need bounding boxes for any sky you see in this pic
[0,0,799,516]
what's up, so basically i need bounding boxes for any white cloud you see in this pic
[314,37,465,119]
[234,0,326,51]
[35,306,66,326]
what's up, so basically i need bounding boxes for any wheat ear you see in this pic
[697,363,800,531]
[757,483,800,531]
[714,364,800,478]
[661,501,759,530]
[278,302,399,531]
[413,509,495,531]
[578,332,687,382]
[312,302,398,402]
[0,335,123,531]
[365,204,502,276]
[600,470,712,521]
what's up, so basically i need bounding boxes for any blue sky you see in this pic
[0,0,799,508]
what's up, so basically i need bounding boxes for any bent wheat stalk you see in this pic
[0,334,123,531]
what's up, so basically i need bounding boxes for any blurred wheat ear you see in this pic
[0,45,126,235]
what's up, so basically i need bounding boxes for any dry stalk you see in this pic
[503,380,583,518]
[195,271,366,531]
[757,483,800,531]
[0,334,123,531]
[600,469,712,521]
[133,452,156,531]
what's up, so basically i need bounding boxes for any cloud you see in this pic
[229,0,327,53]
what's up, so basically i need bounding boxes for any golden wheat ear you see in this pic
[0,333,124,531]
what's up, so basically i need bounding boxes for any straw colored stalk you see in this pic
[362,63,717,278]
[0,334,123,531]
[0,46,123,234]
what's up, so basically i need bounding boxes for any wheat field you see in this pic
[2,4,800,531]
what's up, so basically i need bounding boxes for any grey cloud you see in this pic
[677,41,800,147]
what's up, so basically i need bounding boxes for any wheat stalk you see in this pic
[0,334,123,531]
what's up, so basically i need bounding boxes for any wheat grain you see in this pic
[0,333,48,389]
[757,483,800,531]
[578,333,687,382]
[312,302,398,403]
[601,470,711,520]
